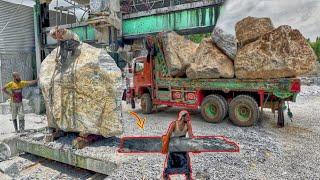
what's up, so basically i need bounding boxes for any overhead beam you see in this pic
[122,5,222,39]
[123,0,224,19]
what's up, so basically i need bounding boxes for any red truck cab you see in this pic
[132,56,153,97]
[125,56,155,112]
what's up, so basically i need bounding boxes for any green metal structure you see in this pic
[53,4,221,41]
[36,1,223,44]
[69,25,96,42]
[122,6,222,38]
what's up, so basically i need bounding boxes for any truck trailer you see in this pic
[124,36,301,127]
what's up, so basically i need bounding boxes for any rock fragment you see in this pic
[186,38,234,79]
[39,43,123,137]
[235,25,317,79]
[212,27,237,60]
[161,32,199,77]
[235,16,274,48]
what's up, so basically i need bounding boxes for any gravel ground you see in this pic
[107,86,320,179]
[299,85,320,96]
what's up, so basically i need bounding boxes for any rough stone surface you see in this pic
[0,161,19,176]
[0,154,97,179]
[39,43,123,137]
[235,16,274,47]
[0,143,11,161]
[169,137,238,152]
[23,86,46,115]
[32,133,45,141]
[305,61,320,76]
[120,136,238,153]
[186,38,234,79]
[212,27,237,60]
[235,25,317,79]
[162,32,199,77]
[0,172,11,180]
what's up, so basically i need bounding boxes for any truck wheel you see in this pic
[217,95,228,119]
[141,93,152,114]
[201,95,225,123]
[229,95,259,127]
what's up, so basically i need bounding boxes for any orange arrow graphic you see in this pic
[129,111,146,129]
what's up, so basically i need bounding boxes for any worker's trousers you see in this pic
[11,102,24,121]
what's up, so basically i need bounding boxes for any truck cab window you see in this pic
[135,62,144,73]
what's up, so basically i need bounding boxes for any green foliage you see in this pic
[309,37,320,62]
[187,33,211,43]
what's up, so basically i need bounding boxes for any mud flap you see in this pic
[122,89,127,101]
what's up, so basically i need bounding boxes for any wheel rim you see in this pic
[235,104,251,122]
[205,104,218,118]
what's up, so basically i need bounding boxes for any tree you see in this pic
[309,37,320,62]
[187,33,211,43]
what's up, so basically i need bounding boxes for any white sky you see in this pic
[217,0,320,41]
[3,0,320,40]
[2,0,86,19]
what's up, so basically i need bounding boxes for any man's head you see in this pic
[177,110,189,124]
[49,27,66,41]
[12,72,21,83]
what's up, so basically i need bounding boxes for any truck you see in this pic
[124,35,301,127]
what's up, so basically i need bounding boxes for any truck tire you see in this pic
[141,93,153,114]
[229,95,259,127]
[131,99,136,109]
[201,95,225,123]
[217,95,228,119]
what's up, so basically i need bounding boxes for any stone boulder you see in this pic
[186,38,234,79]
[161,32,198,77]
[39,43,123,137]
[212,27,237,60]
[235,25,317,79]
[235,16,274,48]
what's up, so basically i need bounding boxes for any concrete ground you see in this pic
[0,113,108,179]
[0,85,319,179]
[0,114,47,141]
[0,153,106,180]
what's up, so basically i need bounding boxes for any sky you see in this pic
[2,0,86,19]
[3,0,320,40]
[216,0,320,41]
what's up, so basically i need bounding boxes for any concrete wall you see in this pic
[0,53,35,102]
